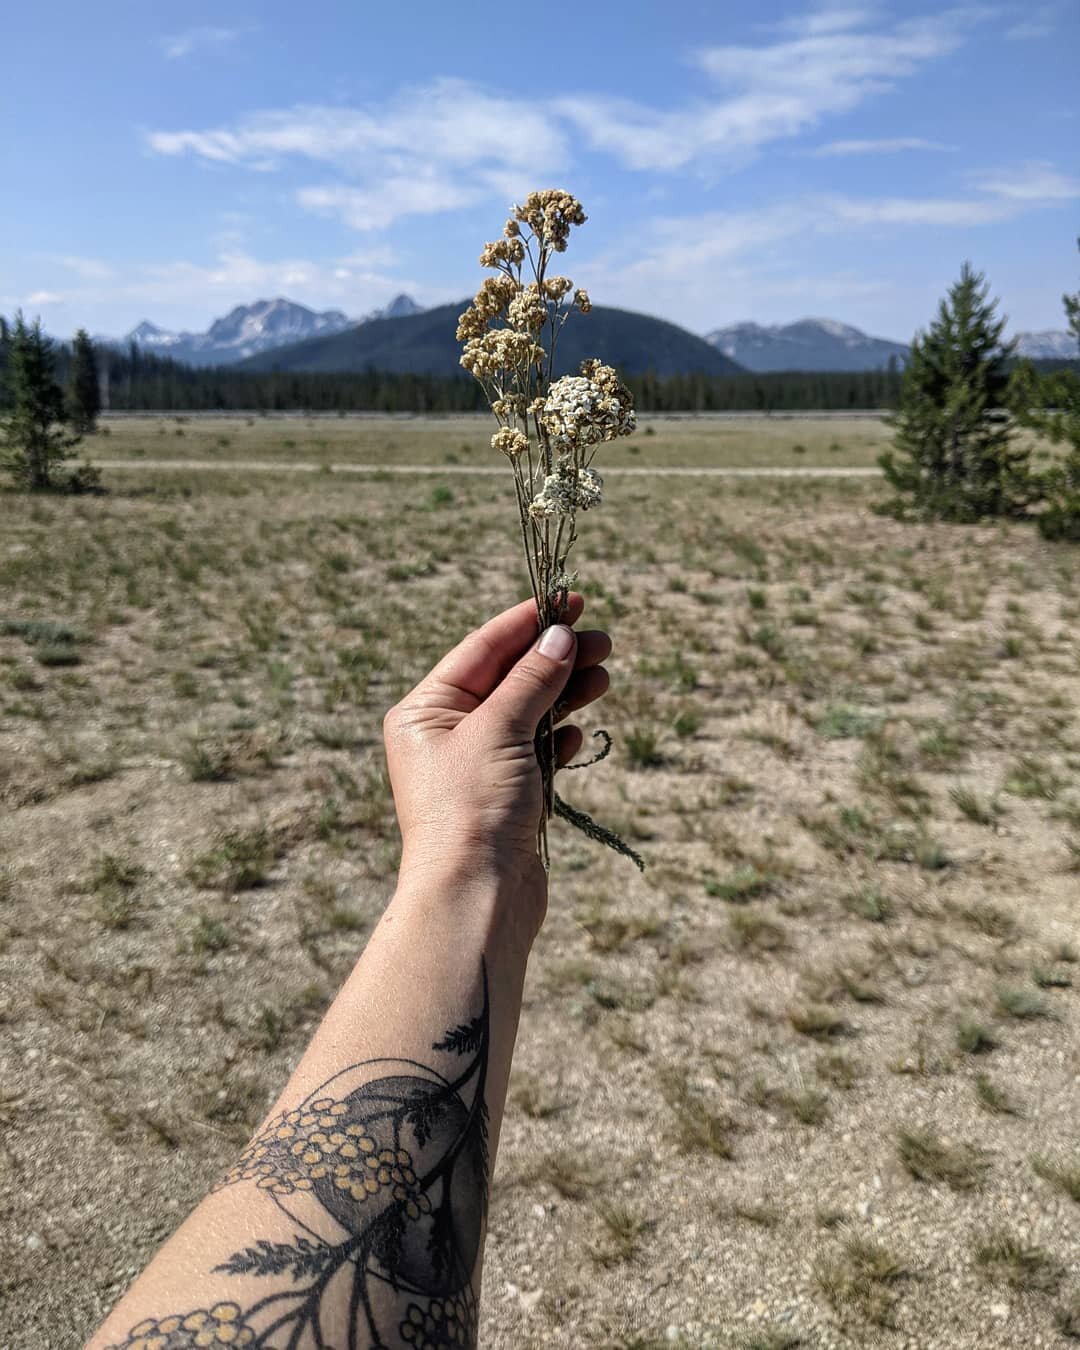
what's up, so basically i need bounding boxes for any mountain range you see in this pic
[237,301,741,378]
[109,297,1074,374]
[706,319,909,373]
[118,294,423,366]
[707,318,1074,369]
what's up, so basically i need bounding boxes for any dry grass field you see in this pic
[1,416,1078,1349]
[91,411,895,468]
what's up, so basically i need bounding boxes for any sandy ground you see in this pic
[1,451,1078,1349]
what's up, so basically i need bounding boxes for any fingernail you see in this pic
[537,625,575,660]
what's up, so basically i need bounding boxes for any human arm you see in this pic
[86,596,610,1350]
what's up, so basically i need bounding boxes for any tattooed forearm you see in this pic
[105,967,490,1350]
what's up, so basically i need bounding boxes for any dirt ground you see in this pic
[1,422,1078,1348]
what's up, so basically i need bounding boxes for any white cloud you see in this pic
[589,163,1076,330]
[808,137,956,156]
[557,9,977,171]
[296,173,478,232]
[47,255,115,280]
[16,250,441,336]
[159,26,244,60]
[147,80,564,228]
[970,161,1080,201]
[823,194,1014,226]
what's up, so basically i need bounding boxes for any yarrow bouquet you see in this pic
[458,190,643,870]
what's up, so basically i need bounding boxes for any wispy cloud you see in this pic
[591,161,1077,328]
[808,137,956,156]
[159,26,247,60]
[557,8,979,170]
[147,79,564,228]
[970,160,1080,201]
[18,250,439,334]
[1005,3,1059,39]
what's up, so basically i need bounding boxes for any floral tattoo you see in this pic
[105,968,490,1350]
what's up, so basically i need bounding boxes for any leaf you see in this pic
[433,1015,485,1056]
[403,1094,446,1149]
[213,1235,333,1282]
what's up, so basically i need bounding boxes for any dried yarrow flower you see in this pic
[529,459,603,518]
[458,190,643,872]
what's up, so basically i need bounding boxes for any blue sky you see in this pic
[3,1,1078,341]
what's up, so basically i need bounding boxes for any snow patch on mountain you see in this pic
[115,295,426,366]
[706,317,909,372]
[1014,330,1076,360]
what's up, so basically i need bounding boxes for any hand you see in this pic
[382,594,611,910]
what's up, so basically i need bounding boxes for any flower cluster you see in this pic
[491,427,528,458]
[540,364,636,455]
[399,1294,475,1348]
[478,237,525,268]
[455,275,518,341]
[459,329,543,378]
[529,458,603,518]
[106,1303,254,1349]
[510,189,587,252]
[507,283,547,333]
[215,1097,431,1221]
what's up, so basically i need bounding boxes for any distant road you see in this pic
[102,409,890,422]
[94,459,883,478]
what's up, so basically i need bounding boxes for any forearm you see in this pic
[87,860,540,1350]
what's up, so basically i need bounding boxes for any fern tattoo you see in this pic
[105,965,491,1350]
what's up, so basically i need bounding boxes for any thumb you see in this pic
[480,624,577,739]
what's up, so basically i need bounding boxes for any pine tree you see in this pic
[68,327,101,434]
[1011,238,1080,540]
[0,312,81,490]
[880,264,1029,521]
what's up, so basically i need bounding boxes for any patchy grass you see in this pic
[897,1127,990,1191]
[814,1235,911,1328]
[973,1227,1062,1293]
[2,436,1077,1349]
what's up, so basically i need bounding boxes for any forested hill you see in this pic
[237,302,743,378]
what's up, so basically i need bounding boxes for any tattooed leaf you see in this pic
[372,1206,407,1283]
[213,1235,333,1282]
[433,1015,486,1056]
[404,1093,447,1148]
[427,1193,456,1281]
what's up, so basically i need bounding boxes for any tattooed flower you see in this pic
[491,427,528,458]
[215,1096,432,1219]
[399,1292,475,1348]
[105,1302,255,1349]
[528,458,603,518]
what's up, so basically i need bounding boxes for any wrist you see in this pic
[394,843,548,955]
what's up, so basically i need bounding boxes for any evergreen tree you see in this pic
[0,312,81,490]
[1011,238,1080,540]
[879,264,1029,521]
[68,327,101,433]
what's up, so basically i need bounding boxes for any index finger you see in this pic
[418,593,586,708]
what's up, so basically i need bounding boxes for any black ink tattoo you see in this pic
[106,967,490,1350]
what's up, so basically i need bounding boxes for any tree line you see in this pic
[0,326,912,415]
[2,248,1079,540]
